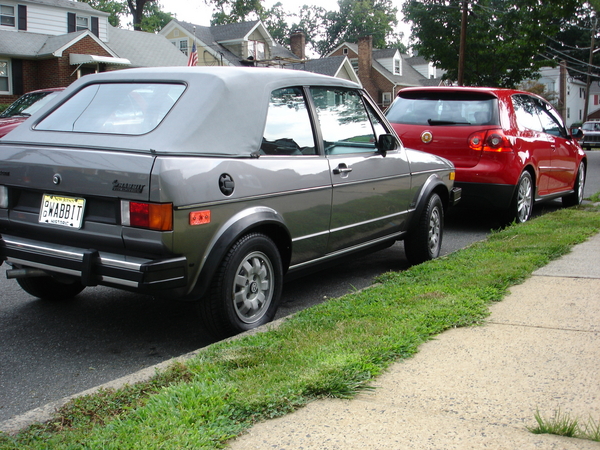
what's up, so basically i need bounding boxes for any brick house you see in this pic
[327,36,444,109]
[0,0,186,104]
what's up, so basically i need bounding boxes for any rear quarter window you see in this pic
[35,83,186,135]
[386,92,498,126]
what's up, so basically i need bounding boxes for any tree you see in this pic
[314,0,399,56]
[83,0,172,32]
[127,0,155,30]
[206,0,399,57]
[80,0,126,27]
[261,2,291,46]
[545,2,600,81]
[210,0,264,25]
[139,1,174,32]
[403,0,581,87]
[287,5,329,55]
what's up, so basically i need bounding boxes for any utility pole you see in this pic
[583,16,597,123]
[457,0,468,85]
[559,60,568,123]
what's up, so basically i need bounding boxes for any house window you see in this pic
[249,40,265,60]
[0,60,10,93]
[171,39,188,56]
[595,95,599,106]
[76,15,89,31]
[382,92,392,107]
[0,4,15,27]
[393,58,401,75]
[343,48,348,55]
[567,107,570,119]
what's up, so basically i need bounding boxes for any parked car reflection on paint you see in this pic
[0,68,460,338]
[580,120,600,150]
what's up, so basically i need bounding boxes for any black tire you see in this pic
[562,162,586,207]
[17,276,85,301]
[404,193,444,265]
[198,233,283,338]
[506,171,533,224]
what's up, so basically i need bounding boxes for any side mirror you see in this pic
[571,128,583,140]
[377,133,398,157]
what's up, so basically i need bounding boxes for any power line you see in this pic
[545,35,591,51]
[538,53,600,78]
[545,46,600,71]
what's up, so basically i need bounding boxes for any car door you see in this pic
[535,99,579,193]
[511,94,554,195]
[308,87,412,254]
[258,86,333,266]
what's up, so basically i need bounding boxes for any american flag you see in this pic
[187,43,198,66]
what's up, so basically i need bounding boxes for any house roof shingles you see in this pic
[0,25,185,67]
[293,56,348,77]
[107,26,187,67]
[0,29,94,58]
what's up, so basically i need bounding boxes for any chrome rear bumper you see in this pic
[0,235,187,290]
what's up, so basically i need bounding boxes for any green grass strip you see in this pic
[1,205,599,449]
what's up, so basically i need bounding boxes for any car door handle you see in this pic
[333,163,352,175]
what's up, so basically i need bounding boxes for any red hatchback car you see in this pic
[386,87,587,223]
[0,87,65,138]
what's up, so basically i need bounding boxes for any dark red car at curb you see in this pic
[0,88,65,138]
[386,86,587,223]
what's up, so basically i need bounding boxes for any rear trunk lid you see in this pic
[0,143,155,250]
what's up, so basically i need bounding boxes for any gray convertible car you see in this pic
[0,67,460,337]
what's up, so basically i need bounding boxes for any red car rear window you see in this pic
[387,92,499,127]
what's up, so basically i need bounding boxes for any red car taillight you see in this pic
[469,129,513,152]
[121,201,173,231]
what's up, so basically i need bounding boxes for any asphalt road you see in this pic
[1,150,599,425]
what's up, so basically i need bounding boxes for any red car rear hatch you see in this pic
[386,89,501,169]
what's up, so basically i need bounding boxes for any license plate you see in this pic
[39,194,86,229]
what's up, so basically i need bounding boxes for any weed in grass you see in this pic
[587,192,600,203]
[582,416,600,442]
[528,410,600,442]
[529,409,579,437]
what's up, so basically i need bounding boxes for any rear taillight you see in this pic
[468,129,513,152]
[468,132,486,151]
[121,201,173,231]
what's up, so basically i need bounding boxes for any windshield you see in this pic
[582,122,600,131]
[0,91,61,118]
[35,83,186,135]
[386,92,499,126]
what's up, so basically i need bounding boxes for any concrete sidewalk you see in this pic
[228,234,600,449]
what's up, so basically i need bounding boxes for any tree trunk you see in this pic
[127,0,153,31]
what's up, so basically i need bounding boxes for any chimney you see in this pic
[290,30,306,60]
[358,35,373,81]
